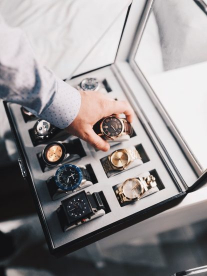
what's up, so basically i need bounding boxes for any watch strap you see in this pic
[63,138,86,157]
[102,157,114,173]
[80,167,91,182]
[87,192,105,211]
[122,119,133,136]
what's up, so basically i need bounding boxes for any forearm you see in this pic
[0,15,81,129]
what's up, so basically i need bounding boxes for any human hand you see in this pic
[65,91,134,152]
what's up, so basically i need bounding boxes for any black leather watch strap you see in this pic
[93,119,102,135]
[80,167,91,182]
[63,139,85,156]
[87,192,105,211]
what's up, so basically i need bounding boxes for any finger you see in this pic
[85,128,110,152]
[106,100,134,123]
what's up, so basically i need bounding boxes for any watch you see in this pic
[54,164,91,192]
[103,148,141,173]
[47,163,92,200]
[32,119,61,143]
[57,190,106,231]
[93,116,133,141]
[77,78,100,91]
[41,140,84,168]
[116,175,157,205]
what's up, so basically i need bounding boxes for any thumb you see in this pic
[86,128,110,152]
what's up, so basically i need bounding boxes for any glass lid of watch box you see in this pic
[131,0,207,173]
[0,0,131,79]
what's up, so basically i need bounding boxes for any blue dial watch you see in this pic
[54,164,83,192]
[54,163,92,192]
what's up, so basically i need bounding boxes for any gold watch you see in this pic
[116,175,157,205]
[93,115,133,140]
[103,148,141,173]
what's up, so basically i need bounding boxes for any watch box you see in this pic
[4,0,207,257]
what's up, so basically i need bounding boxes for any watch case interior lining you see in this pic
[8,65,182,252]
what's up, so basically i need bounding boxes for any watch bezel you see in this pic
[80,78,100,91]
[54,164,83,191]
[42,142,66,166]
[100,116,124,140]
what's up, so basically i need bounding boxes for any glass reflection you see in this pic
[135,0,207,169]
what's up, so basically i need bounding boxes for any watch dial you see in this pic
[80,78,99,91]
[45,144,63,163]
[111,150,129,168]
[67,196,90,218]
[55,164,82,191]
[36,120,51,136]
[123,178,144,199]
[102,117,123,137]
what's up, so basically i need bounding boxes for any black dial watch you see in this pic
[57,190,106,231]
[93,115,133,141]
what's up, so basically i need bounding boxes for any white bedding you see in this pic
[0,0,130,79]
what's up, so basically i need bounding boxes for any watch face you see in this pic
[54,164,82,191]
[122,178,144,199]
[102,117,123,137]
[43,142,65,165]
[110,150,129,169]
[62,191,93,225]
[80,78,99,91]
[36,120,51,136]
[65,192,92,220]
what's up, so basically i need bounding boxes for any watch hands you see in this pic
[111,125,116,131]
